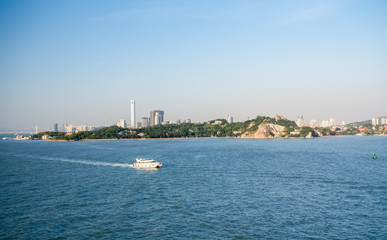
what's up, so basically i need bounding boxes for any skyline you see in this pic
[6,103,386,133]
[1,0,387,131]
[1,94,386,132]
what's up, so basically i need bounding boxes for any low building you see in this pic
[290,129,301,135]
[16,135,31,140]
[42,135,51,140]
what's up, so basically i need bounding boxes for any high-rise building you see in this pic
[136,122,142,128]
[155,112,161,125]
[142,117,149,128]
[381,118,387,125]
[117,119,126,128]
[372,118,380,126]
[227,115,233,124]
[296,115,304,127]
[150,110,164,126]
[53,123,58,132]
[131,100,136,128]
[66,124,75,133]
[76,125,87,132]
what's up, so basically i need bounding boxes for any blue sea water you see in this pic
[0,136,386,239]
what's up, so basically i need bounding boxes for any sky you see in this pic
[0,0,386,131]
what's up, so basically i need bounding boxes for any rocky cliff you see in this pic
[241,123,286,138]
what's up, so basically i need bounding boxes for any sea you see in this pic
[0,136,386,239]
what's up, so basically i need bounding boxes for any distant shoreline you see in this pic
[41,134,387,142]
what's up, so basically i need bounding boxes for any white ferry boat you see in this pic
[133,158,162,168]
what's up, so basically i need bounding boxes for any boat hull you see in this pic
[133,158,162,168]
[132,162,162,168]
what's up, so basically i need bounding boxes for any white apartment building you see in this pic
[372,118,380,126]
[227,115,233,124]
[117,119,127,128]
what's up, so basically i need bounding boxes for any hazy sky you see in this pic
[1,0,386,131]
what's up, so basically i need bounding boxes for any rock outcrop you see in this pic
[241,123,286,138]
[275,114,289,121]
[305,132,313,138]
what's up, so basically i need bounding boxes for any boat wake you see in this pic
[44,157,135,168]
[2,152,134,168]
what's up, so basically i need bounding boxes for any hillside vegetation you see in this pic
[31,115,299,140]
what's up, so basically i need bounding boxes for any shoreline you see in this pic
[41,134,387,142]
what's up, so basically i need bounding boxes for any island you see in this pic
[30,115,387,141]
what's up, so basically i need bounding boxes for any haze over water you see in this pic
[1,136,386,239]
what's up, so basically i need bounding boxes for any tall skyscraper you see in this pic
[150,110,164,126]
[131,100,136,128]
[53,123,58,132]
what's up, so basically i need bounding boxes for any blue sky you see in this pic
[1,0,386,131]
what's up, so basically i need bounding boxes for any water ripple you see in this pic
[1,137,386,239]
